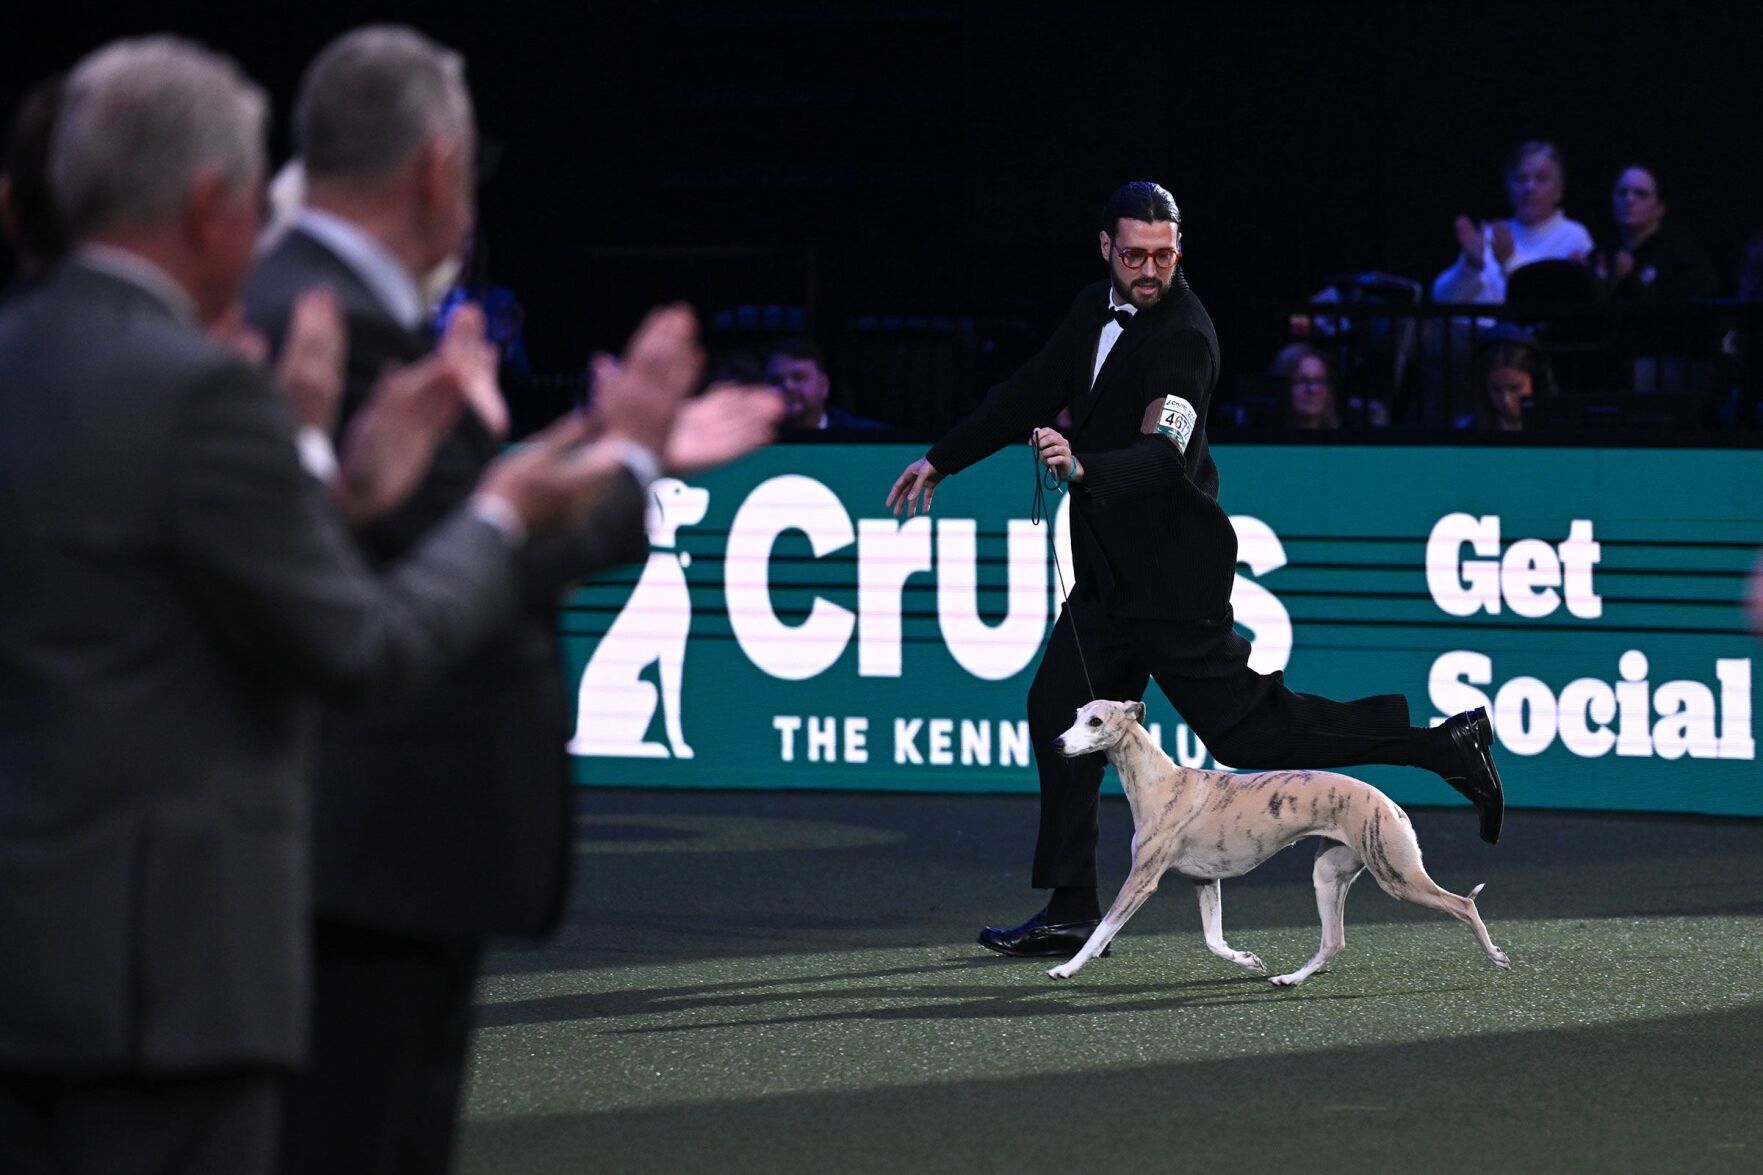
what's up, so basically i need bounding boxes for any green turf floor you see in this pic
[458,790,1763,1174]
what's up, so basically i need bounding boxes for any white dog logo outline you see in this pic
[569,478,710,759]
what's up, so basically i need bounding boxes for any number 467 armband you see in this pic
[1155,394,1197,453]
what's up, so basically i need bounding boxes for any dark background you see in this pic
[4,0,1756,424]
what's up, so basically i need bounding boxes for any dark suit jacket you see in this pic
[0,261,521,1070]
[928,272,1237,620]
[244,228,648,943]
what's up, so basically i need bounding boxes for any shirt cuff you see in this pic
[469,492,528,549]
[294,425,339,484]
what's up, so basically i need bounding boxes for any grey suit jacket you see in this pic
[245,229,649,942]
[0,261,520,1071]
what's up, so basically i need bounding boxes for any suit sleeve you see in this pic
[168,358,521,702]
[1074,329,1213,504]
[925,307,1077,476]
[517,468,650,606]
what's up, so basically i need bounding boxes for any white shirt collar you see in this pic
[74,243,200,327]
[293,208,426,331]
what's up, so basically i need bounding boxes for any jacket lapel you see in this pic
[1068,270,1191,432]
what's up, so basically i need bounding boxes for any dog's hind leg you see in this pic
[1047,841,1169,980]
[1360,805,1512,971]
[1270,839,1363,987]
[1194,879,1265,973]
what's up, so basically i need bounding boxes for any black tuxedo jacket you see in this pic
[0,262,521,1069]
[244,229,648,943]
[928,272,1238,620]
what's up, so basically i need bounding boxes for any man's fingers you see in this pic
[444,301,486,345]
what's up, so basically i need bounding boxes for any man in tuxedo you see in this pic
[245,27,777,1174]
[888,182,1505,958]
[0,36,685,1175]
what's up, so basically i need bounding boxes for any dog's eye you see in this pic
[1088,716,1102,726]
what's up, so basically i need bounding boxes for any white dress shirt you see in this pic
[1091,296,1136,387]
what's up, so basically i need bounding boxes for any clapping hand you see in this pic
[1453,215,1486,268]
[438,303,509,440]
[1489,220,1516,267]
[333,352,467,524]
[662,383,785,474]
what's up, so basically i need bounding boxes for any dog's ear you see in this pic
[1126,701,1146,724]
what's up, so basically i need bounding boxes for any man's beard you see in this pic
[1113,272,1170,309]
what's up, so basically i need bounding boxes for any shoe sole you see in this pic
[975,934,1111,959]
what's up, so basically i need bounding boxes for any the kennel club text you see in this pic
[1425,513,1751,760]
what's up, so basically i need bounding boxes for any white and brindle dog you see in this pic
[1045,699,1512,985]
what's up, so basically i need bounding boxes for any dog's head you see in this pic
[646,478,711,548]
[1053,699,1145,756]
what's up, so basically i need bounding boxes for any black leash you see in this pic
[1029,430,1097,700]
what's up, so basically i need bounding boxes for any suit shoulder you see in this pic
[245,233,382,325]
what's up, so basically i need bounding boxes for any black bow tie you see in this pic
[1107,307,1133,329]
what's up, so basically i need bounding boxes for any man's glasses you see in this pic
[1112,245,1179,270]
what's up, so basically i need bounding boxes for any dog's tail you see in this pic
[1467,882,1487,901]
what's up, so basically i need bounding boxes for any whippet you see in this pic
[1045,699,1512,985]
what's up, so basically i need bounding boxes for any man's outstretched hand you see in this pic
[886,457,942,518]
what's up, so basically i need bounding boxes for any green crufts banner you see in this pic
[561,444,1762,817]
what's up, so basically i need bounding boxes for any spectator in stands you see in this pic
[765,335,887,431]
[1271,342,1340,430]
[0,74,67,300]
[1466,330,1556,431]
[1593,165,1717,304]
[1433,141,1594,306]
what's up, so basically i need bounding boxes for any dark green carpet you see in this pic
[458,790,1763,1174]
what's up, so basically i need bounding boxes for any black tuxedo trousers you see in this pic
[1027,594,1413,889]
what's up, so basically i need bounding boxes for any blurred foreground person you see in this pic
[0,36,690,1175]
[246,27,780,1175]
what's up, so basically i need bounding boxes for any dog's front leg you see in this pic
[1193,879,1265,973]
[1048,848,1166,980]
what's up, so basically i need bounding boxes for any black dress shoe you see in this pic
[1440,707,1505,844]
[976,911,1111,958]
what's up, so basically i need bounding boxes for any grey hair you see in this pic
[50,36,267,237]
[295,25,473,184]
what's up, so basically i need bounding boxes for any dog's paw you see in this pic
[1269,972,1307,987]
[1047,964,1075,980]
[1235,951,1266,973]
[1489,947,1512,970]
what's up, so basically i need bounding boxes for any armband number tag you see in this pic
[1156,395,1197,452]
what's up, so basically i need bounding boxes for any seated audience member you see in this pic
[765,336,887,431]
[0,74,67,300]
[1271,343,1340,430]
[1433,141,1594,306]
[1463,330,1556,432]
[1593,165,1717,304]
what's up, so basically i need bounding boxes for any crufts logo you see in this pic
[569,479,709,759]
[569,474,1293,760]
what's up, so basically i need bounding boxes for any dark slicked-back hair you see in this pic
[1101,181,1180,238]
